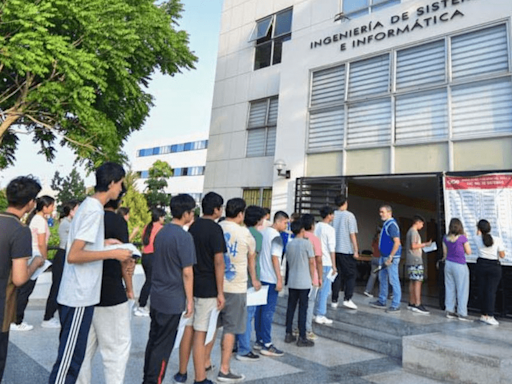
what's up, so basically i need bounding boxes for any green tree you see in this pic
[144,160,173,209]
[121,171,150,244]
[0,0,196,169]
[51,169,87,204]
[0,189,7,211]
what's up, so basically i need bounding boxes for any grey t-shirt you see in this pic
[405,227,422,266]
[333,210,358,254]
[286,238,315,290]
[151,223,196,315]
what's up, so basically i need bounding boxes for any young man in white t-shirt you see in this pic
[254,211,289,357]
[49,162,133,384]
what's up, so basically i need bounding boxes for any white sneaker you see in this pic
[134,306,150,317]
[10,322,33,331]
[314,316,333,325]
[343,300,358,310]
[363,291,373,298]
[41,318,60,329]
[482,316,499,326]
[331,302,339,309]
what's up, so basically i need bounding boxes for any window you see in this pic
[140,171,149,179]
[243,188,272,209]
[184,142,193,151]
[246,97,278,157]
[343,0,400,18]
[308,23,512,151]
[251,8,293,70]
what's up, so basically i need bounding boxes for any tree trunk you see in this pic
[0,113,20,144]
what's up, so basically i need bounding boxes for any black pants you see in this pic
[143,308,180,384]
[139,253,153,307]
[476,258,502,316]
[0,332,8,382]
[16,279,37,324]
[44,249,65,321]
[332,253,356,302]
[285,288,309,338]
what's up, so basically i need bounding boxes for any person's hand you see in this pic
[126,289,134,300]
[105,238,122,246]
[112,249,132,262]
[276,279,283,292]
[217,293,225,310]
[252,279,262,291]
[385,257,393,266]
[318,278,323,288]
[184,300,194,318]
[122,258,136,275]
[332,267,337,274]
[353,252,359,260]
[425,240,433,247]
[32,256,44,268]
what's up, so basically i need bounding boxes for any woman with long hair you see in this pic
[134,207,166,317]
[475,219,505,325]
[11,196,55,331]
[442,218,472,321]
[41,200,80,328]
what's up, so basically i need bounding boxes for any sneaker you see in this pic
[236,351,260,362]
[41,318,60,329]
[260,344,284,357]
[314,316,333,325]
[217,370,245,383]
[253,340,264,350]
[292,328,299,336]
[363,291,373,298]
[343,299,357,310]
[331,301,339,308]
[481,315,499,326]
[457,315,472,322]
[10,322,33,331]
[133,306,149,317]
[284,333,297,343]
[306,331,317,340]
[193,380,214,384]
[370,301,386,309]
[296,337,315,347]
[407,303,416,311]
[412,304,430,315]
[386,306,401,313]
[173,371,187,383]
[446,311,457,319]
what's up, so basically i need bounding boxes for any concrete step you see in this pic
[403,325,512,384]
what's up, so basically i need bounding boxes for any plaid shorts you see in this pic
[407,264,424,282]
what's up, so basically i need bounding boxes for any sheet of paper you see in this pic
[326,268,338,283]
[423,242,438,253]
[173,312,190,350]
[205,307,220,345]
[104,243,141,257]
[30,259,52,281]
[246,285,268,307]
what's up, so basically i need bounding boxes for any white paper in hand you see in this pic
[423,242,438,253]
[30,259,52,281]
[205,308,220,345]
[246,286,269,306]
[173,312,190,350]
[104,243,141,257]
[326,268,338,283]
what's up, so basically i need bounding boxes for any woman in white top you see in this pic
[11,196,55,331]
[475,219,506,326]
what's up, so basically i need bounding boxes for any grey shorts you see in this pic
[184,297,218,332]
[219,293,247,335]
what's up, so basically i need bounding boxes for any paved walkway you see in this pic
[3,300,448,384]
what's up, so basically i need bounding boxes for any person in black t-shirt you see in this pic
[0,176,44,380]
[76,196,135,384]
[174,192,226,384]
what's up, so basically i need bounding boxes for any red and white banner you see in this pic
[444,173,512,265]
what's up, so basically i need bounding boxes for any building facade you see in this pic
[133,132,208,202]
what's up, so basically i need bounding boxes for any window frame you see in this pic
[342,0,401,18]
[246,96,279,158]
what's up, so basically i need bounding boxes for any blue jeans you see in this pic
[255,282,278,345]
[378,257,401,308]
[236,305,257,355]
[444,260,469,317]
[314,267,332,317]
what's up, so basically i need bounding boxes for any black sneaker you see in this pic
[407,303,416,310]
[217,370,245,383]
[253,340,264,350]
[296,337,315,347]
[236,351,260,362]
[412,304,430,315]
[174,371,187,383]
[386,306,401,313]
[284,333,297,343]
[370,301,386,309]
[260,344,284,357]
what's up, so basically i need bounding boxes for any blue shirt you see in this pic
[379,218,401,257]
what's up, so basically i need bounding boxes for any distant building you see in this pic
[133,132,208,202]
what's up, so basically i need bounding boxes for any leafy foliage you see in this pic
[121,170,150,244]
[51,169,87,204]
[144,160,173,209]
[0,0,196,169]
[0,189,7,211]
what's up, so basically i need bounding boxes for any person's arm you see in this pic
[330,252,336,273]
[248,250,261,291]
[183,265,194,318]
[385,237,401,265]
[129,226,140,242]
[309,257,316,286]
[122,259,135,299]
[315,255,322,287]
[463,242,472,255]
[350,233,359,259]
[67,239,132,264]
[37,233,48,260]
[271,255,283,292]
[499,251,506,259]
[214,252,225,310]
[442,243,447,261]
[411,241,432,250]
[12,257,44,287]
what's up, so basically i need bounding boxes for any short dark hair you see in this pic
[334,195,347,207]
[117,206,130,217]
[60,200,79,219]
[290,212,301,222]
[273,211,289,222]
[244,205,266,227]
[171,194,196,219]
[290,219,304,235]
[104,196,121,210]
[225,198,246,218]
[201,192,223,215]
[412,215,425,225]
[94,162,126,192]
[263,207,271,215]
[319,205,334,219]
[301,214,315,231]
[6,176,41,208]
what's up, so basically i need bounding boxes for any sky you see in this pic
[0,0,224,189]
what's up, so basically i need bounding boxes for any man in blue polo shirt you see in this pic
[370,205,402,312]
